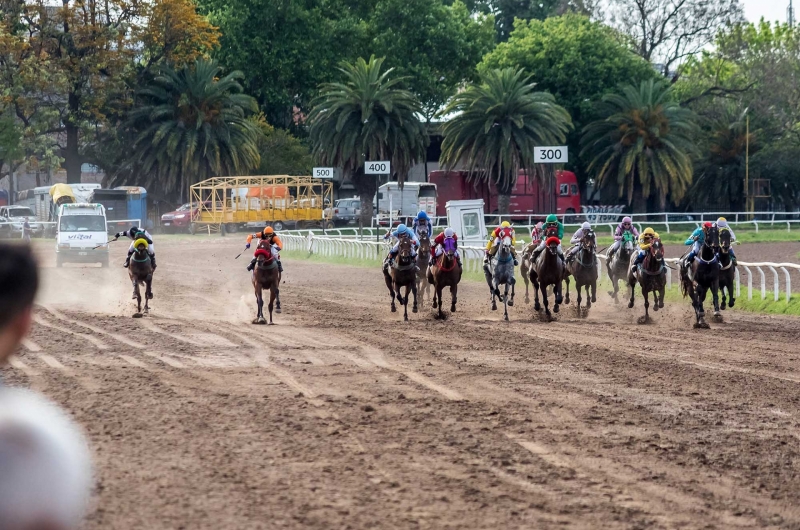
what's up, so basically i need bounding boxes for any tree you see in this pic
[480,15,656,188]
[252,116,313,176]
[580,79,698,212]
[608,0,742,77]
[198,0,369,130]
[439,67,572,214]
[308,56,428,227]
[123,60,261,198]
[369,0,494,120]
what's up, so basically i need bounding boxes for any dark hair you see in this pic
[0,243,39,329]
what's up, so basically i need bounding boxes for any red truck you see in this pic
[428,169,581,220]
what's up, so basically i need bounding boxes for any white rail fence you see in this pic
[282,233,798,303]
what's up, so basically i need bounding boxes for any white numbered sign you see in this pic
[534,146,568,163]
[365,161,391,174]
[313,167,334,179]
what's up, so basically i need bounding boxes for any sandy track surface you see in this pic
[4,239,800,529]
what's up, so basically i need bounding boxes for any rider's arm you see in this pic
[631,227,640,237]
[272,236,283,251]
[557,223,564,240]
[729,228,737,241]
[570,230,582,245]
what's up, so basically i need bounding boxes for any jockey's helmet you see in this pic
[416,211,429,221]
[581,221,591,231]
[444,227,455,238]
[546,214,558,223]
[263,226,275,236]
[717,218,729,228]
[622,216,632,226]
[129,226,139,237]
[703,221,713,229]
[501,221,511,228]
[396,223,407,232]
[535,222,543,229]
[643,227,656,236]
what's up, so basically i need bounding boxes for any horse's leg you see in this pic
[403,284,410,321]
[712,280,721,318]
[541,282,551,320]
[532,276,542,312]
[432,279,439,309]
[728,279,736,308]
[437,286,444,319]
[563,275,570,305]
[639,288,650,324]
[275,276,282,313]
[268,286,277,324]
[508,277,515,307]
[253,285,265,324]
[134,280,141,314]
[585,283,592,310]
[523,269,530,304]
[628,278,636,309]
[503,283,509,321]
[659,285,666,309]
[389,276,397,313]
[412,282,418,314]
[450,283,457,313]
[590,276,597,304]
[491,278,498,311]
[554,280,563,308]
[144,278,152,314]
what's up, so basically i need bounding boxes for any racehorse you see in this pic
[252,240,281,324]
[680,225,721,328]
[627,237,666,324]
[484,235,516,321]
[607,231,636,303]
[129,238,153,318]
[520,243,535,304]
[718,228,736,310]
[383,237,418,321]
[427,236,461,320]
[529,236,565,321]
[416,232,432,304]
[565,229,598,316]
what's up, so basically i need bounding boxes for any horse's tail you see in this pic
[679,268,692,299]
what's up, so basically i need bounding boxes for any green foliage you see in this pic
[308,56,427,225]
[370,0,494,119]
[439,67,572,213]
[253,118,313,176]
[580,80,698,212]
[124,60,261,197]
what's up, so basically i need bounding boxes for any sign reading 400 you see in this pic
[534,146,568,164]
[364,161,391,175]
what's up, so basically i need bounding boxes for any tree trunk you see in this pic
[497,193,510,215]
[352,170,378,228]
[64,93,82,184]
[631,179,647,213]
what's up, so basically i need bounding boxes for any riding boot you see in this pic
[150,254,157,270]
[557,250,565,263]
[247,258,257,272]
[277,259,283,273]
[456,256,463,267]
[123,250,133,268]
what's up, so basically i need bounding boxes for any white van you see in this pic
[56,203,109,267]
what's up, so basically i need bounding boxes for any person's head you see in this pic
[0,388,92,530]
[0,244,39,365]
[263,226,275,238]
[717,217,729,228]
[444,227,455,238]
[416,211,428,221]
[546,214,557,224]
[621,216,632,229]
[128,226,139,237]
[581,221,591,231]
[501,221,511,228]
[642,227,656,239]
[396,223,406,232]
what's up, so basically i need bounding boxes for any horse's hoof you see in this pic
[637,316,649,325]
[534,303,541,312]
[653,304,659,312]
[627,301,634,309]
[524,297,529,304]
[504,315,509,321]
[553,305,560,313]
[607,291,614,297]
[146,293,154,300]
[713,313,723,323]
[404,315,409,321]
[451,305,456,313]
[508,300,514,307]
[729,301,735,308]
[132,313,143,319]
[412,306,418,314]
[131,294,137,300]
[694,321,710,329]
[591,296,596,303]
[658,302,664,309]
[276,308,282,314]
[432,302,437,309]
[391,306,397,313]
[491,304,497,311]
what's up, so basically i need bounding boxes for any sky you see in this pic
[742,0,795,24]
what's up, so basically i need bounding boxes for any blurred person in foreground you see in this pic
[0,243,93,530]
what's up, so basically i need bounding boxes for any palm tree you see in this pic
[307,56,428,227]
[126,59,261,198]
[438,68,572,215]
[580,79,698,212]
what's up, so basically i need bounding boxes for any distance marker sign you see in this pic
[364,161,391,174]
[534,146,568,164]
[313,167,334,179]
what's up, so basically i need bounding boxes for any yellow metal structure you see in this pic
[189,176,333,230]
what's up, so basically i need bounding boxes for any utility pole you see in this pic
[790,0,795,27]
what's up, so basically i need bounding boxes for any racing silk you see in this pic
[638,233,657,250]
[118,228,153,244]
[543,221,564,241]
[486,226,515,251]
[412,218,432,238]
[247,231,283,251]
[530,227,543,245]
[614,224,639,241]
[433,231,458,249]
[685,227,704,246]
[569,227,590,245]
[390,226,419,246]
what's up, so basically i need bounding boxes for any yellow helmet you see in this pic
[643,227,656,235]
[501,221,511,228]
[717,217,727,222]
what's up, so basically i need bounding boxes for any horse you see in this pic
[607,231,637,303]
[718,228,737,310]
[252,240,281,324]
[129,238,153,318]
[680,225,721,328]
[627,237,666,324]
[565,229,598,317]
[530,236,565,321]
[520,240,540,304]
[484,235,516,321]
[427,237,461,320]
[416,232,432,304]
[383,236,418,321]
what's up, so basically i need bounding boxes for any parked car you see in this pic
[160,203,197,233]
[324,198,361,227]
[0,205,42,239]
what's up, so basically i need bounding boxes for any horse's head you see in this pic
[254,240,273,263]
[133,238,149,257]
[545,236,560,255]
[719,228,731,253]
[443,237,457,257]
[622,231,636,253]
[650,237,664,260]
[581,230,596,251]
[704,224,719,248]
[499,235,513,255]
[418,232,430,250]
[397,236,413,262]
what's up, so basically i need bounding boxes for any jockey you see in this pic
[383,223,419,269]
[245,226,283,273]
[607,216,639,261]
[566,221,592,262]
[684,221,713,264]
[115,226,156,269]
[521,222,543,257]
[411,211,433,240]
[485,221,518,266]
[717,217,738,265]
[630,227,661,273]
[531,214,565,263]
[431,227,462,267]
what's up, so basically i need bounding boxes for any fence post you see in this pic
[757,266,766,300]
[664,213,670,233]
[666,267,672,290]
[767,266,780,302]
[743,266,753,300]
[781,267,791,302]
[735,268,740,298]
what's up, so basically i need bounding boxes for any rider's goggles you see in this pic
[623,222,631,227]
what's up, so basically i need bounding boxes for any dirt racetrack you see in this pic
[4,238,800,529]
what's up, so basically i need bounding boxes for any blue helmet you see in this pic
[417,211,429,221]
[396,223,407,232]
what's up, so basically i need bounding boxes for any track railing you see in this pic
[283,233,798,304]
